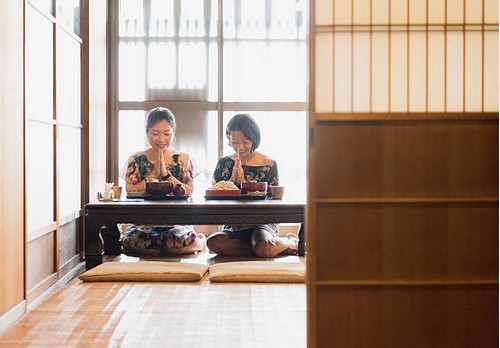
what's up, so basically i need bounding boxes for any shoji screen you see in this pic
[314,0,498,114]
[25,0,85,304]
[308,0,498,346]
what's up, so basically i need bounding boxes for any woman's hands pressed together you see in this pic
[158,150,171,178]
[230,151,246,184]
[156,149,193,195]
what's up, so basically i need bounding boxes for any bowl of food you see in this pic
[205,180,241,197]
[241,181,267,194]
[146,180,174,196]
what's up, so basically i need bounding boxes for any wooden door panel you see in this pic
[314,121,498,199]
[315,203,498,281]
[315,285,498,348]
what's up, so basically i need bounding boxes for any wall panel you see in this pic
[316,203,498,281]
[316,285,498,347]
[59,219,82,267]
[27,233,56,291]
[314,121,498,199]
[0,0,25,319]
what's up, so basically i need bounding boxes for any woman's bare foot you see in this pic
[286,232,298,240]
[165,233,207,255]
[197,233,207,251]
[279,233,299,255]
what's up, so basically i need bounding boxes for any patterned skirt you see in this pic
[121,224,197,255]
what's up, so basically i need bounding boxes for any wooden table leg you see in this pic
[298,223,305,256]
[85,219,104,269]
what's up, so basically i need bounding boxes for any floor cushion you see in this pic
[209,261,305,283]
[79,261,208,282]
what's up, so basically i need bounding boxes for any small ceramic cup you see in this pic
[112,186,123,199]
[269,186,285,200]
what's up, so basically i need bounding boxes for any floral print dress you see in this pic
[212,156,280,236]
[212,156,279,189]
[119,150,199,255]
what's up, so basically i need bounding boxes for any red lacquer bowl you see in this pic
[241,182,268,194]
[146,181,174,195]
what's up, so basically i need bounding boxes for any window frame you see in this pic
[107,0,307,183]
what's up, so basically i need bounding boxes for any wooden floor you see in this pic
[0,251,306,347]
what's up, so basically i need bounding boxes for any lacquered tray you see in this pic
[144,194,190,201]
[204,194,267,200]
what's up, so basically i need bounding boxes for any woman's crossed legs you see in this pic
[206,227,298,257]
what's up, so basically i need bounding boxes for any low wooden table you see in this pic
[84,198,306,269]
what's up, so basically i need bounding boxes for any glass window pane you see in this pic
[223,112,306,200]
[223,0,306,102]
[148,42,177,90]
[119,42,146,101]
[56,0,80,35]
[57,28,81,124]
[58,126,81,219]
[28,0,53,16]
[25,6,54,122]
[149,0,174,37]
[269,0,302,39]
[236,0,266,39]
[178,42,207,89]
[115,0,309,200]
[119,0,144,37]
[224,41,306,102]
[179,0,205,37]
[27,122,54,233]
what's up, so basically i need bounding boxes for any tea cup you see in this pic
[112,186,123,199]
[269,186,285,200]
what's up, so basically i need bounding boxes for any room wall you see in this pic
[0,0,107,332]
[0,0,25,326]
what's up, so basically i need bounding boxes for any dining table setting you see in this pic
[85,183,306,269]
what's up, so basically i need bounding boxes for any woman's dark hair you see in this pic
[146,107,176,132]
[226,113,261,152]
